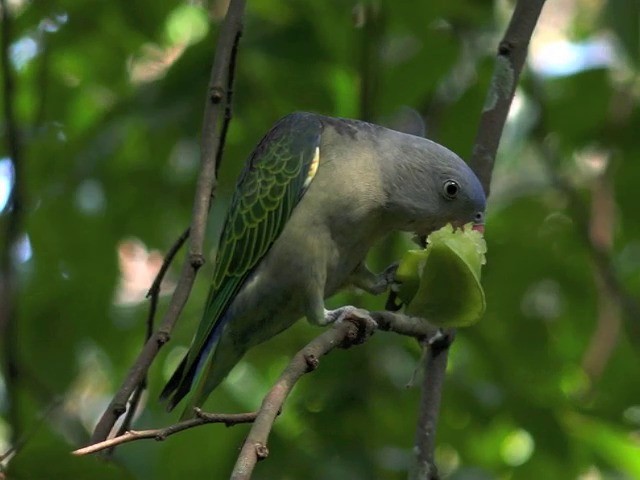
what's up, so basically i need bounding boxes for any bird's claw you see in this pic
[324,306,378,346]
[367,262,401,295]
[382,261,401,292]
[324,305,358,324]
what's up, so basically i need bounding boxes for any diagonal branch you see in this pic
[230,310,440,480]
[409,2,547,479]
[89,0,247,444]
[469,0,547,197]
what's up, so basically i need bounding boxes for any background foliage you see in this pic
[1,0,640,478]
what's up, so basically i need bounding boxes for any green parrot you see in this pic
[161,112,486,416]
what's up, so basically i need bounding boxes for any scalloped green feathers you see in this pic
[161,114,323,409]
[395,224,487,327]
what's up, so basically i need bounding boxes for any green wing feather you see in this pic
[161,113,322,409]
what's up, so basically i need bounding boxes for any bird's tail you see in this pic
[160,309,236,416]
[177,335,245,420]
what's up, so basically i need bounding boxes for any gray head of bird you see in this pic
[380,136,486,240]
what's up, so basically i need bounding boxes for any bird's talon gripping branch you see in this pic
[323,305,358,324]
[383,261,399,283]
[350,261,401,296]
[380,261,402,294]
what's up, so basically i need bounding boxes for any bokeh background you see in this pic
[1,0,640,478]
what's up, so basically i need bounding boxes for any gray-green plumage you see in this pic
[161,112,486,416]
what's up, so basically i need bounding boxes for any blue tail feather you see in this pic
[161,309,233,411]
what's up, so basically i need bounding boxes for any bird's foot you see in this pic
[368,262,401,295]
[323,305,361,324]
[324,306,378,346]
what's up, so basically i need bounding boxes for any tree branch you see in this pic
[0,0,25,444]
[89,0,246,444]
[408,332,455,480]
[108,226,191,453]
[469,0,546,196]
[356,1,384,122]
[409,2,547,479]
[230,310,439,480]
[73,409,257,456]
[76,310,438,471]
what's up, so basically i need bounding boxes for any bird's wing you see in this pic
[161,113,322,407]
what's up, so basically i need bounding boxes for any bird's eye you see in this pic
[442,180,459,199]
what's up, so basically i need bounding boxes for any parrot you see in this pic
[160,112,486,416]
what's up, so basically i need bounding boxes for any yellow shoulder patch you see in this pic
[303,146,320,189]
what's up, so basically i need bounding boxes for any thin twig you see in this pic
[89,0,247,444]
[215,31,242,176]
[0,0,25,444]
[109,227,191,451]
[146,228,191,306]
[74,409,258,456]
[409,2,547,479]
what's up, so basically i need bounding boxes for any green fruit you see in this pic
[396,224,487,327]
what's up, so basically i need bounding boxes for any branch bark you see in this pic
[74,410,257,456]
[0,0,25,444]
[109,226,191,452]
[76,310,438,473]
[231,310,439,480]
[89,0,246,444]
[229,322,361,480]
[409,2,547,479]
[469,0,547,196]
